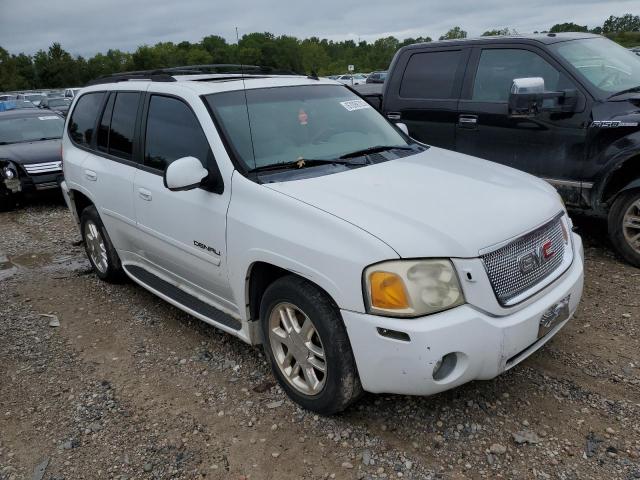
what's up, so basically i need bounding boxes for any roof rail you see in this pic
[86,64,301,86]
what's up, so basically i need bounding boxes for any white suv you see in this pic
[61,69,584,414]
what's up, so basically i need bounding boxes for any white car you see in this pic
[64,88,82,98]
[336,74,367,85]
[61,71,584,414]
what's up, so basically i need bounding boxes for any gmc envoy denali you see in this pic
[61,67,584,413]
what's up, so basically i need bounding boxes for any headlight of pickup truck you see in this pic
[364,259,464,317]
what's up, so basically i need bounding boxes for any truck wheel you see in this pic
[260,275,362,414]
[80,205,125,282]
[608,188,640,268]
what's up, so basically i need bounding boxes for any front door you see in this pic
[133,94,234,311]
[385,47,470,150]
[456,46,590,205]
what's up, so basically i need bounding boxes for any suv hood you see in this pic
[0,139,62,165]
[266,147,563,258]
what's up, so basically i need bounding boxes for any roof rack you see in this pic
[86,64,301,86]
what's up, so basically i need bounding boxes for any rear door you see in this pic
[132,93,235,310]
[383,46,470,150]
[77,90,142,252]
[456,44,589,188]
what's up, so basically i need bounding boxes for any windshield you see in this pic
[205,84,409,171]
[550,37,640,96]
[0,115,64,144]
[47,98,70,107]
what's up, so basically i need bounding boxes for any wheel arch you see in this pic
[596,153,640,209]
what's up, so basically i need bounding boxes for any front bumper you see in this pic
[342,233,584,396]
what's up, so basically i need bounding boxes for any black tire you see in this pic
[260,275,362,414]
[608,188,640,268]
[80,205,125,282]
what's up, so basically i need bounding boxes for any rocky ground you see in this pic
[0,195,639,480]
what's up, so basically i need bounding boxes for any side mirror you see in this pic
[163,156,209,192]
[395,122,409,136]
[509,77,578,117]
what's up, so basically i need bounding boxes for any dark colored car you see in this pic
[0,110,65,209]
[39,97,72,116]
[366,71,388,84]
[364,33,640,267]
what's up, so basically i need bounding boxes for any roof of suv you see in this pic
[403,32,600,50]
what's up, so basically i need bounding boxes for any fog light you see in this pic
[432,353,457,381]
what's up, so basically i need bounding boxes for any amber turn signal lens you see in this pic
[369,271,410,310]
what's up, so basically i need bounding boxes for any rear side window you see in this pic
[108,92,140,160]
[400,50,463,99]
[144,95,211,171]
[96,93,114,153]
[68,92,105,146]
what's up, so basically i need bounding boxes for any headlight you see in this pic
[364,259,465,317]
[1,161,17,179]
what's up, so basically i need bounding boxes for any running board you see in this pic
[125,265,241,331]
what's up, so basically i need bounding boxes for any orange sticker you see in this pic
[298,109,308,125]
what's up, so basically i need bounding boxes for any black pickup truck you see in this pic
[359,33,640,267]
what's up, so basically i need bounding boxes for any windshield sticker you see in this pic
[38,116,59,120]
[340,99,371,112]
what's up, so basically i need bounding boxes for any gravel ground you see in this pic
[1,195,639,480]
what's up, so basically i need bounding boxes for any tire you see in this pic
[608,188,640,268]
[260,275,362,414]
[80,205,125,282]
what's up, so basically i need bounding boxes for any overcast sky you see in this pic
[1,0,637,56]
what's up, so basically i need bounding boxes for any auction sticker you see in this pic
[340,99,371,111]
[38,116,59,120]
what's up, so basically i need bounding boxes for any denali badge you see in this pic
[517,240,555,275]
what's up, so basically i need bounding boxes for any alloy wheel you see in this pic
[623,199,640,254]
[268,302,327,396]
[84,220,108,274]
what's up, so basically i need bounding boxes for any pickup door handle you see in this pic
[138,188,152,201]
[84,170,97,181]
[458,115,478,128]
[386,112,401,121]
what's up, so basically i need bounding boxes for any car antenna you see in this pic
[236,26,257,171]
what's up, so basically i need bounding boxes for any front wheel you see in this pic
[608,188,640,268]
[260,275,362,414]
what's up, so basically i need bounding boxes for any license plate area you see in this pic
[538,294,570,339]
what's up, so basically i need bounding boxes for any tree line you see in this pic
[1,14,639,91]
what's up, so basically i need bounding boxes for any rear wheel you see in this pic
[260,275,362,414]
[80,205,125,282]
[608,188,640,268]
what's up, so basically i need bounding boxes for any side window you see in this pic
[68,92,105,146]
[144,95,211,171]
[108,92,140,160]
[96,93,114,153]
[400,50,463,99]
[472,49,571,102]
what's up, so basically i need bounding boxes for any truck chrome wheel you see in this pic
[268,302,327,396]
[84,220,108,274]
[623,199,640,254]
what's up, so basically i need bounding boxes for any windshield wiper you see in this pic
[608,86,640,99]
[339,144,414,159]
[247,157,365,174]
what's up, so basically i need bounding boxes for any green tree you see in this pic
[603,14,640,33]
[549,22,588,33]
[439,27,467,40]
[482,28,516,36]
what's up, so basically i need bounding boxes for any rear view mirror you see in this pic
[163,156,209,192]
[509,77,577,117]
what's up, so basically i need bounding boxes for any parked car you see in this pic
[39,96,72,116]
[61,68,583,414]
[16,93,46,106]
[0,109,64,209]
[0,100,37,112]
[629,46,640,56]
[0,94,17,102]
[336,74,367,85]
[361,33,640,267]
[64,88,82,98]
[366,71,388,84]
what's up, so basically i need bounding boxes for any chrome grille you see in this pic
[23,161,62,174]
[481,216,566,306]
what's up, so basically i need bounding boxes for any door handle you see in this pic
[386,112,401,121]
[84,169,97,181]
[458,115,478,128]
[138,188,152,201]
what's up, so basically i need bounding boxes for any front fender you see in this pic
[620,177,640,195]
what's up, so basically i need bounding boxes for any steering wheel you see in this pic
[310,126,341,144]
[597,70,623,89]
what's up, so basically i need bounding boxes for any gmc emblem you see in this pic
[517,240,555,275]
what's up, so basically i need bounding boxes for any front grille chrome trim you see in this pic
[480,212,572,307]
[23,161,62,174]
